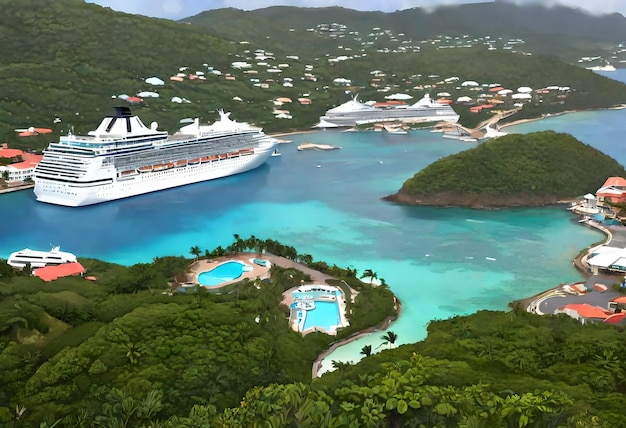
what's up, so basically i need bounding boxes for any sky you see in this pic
[86,0,626,20]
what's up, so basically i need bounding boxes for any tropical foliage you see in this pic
[0,236,396,426]
[2,239,626,425]
[2,1,626,148]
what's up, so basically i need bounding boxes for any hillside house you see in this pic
[596,177,626,204]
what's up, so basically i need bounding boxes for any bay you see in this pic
[1,69,625,374]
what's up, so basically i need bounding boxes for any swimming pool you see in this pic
[197,261,251,286]
[302,300,341,331]
[290,285,345,333]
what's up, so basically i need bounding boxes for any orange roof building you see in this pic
[0,146,43,183]
[601,177,626,188]
[555,303,611,324]
[33,262,86,281]
[0,146,24,158]
[597,176,626,203]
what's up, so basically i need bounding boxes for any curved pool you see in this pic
[197,261,249,286]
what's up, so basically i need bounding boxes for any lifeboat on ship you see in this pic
[174,160,187,167]
[200,156,211,163]
[218,154,228,160]
[209,155,219,161]
[188,158,200,165]
[137,166,153,173]
[153,164,167,171]
[120,169,138,176]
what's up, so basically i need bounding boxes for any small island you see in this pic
[384,131,626,208]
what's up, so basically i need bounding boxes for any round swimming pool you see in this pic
[197,261,248,286]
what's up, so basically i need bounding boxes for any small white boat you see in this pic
[271,149,282,157]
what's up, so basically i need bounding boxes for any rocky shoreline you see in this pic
[383,190,575,209]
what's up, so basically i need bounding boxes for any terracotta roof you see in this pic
[601,176,626,188]
[610,296,626,304]
[0,148,25,158]
[10,153,42,170]
[560,303,610,319]
[603,312,626,325]
[34,262,85,281]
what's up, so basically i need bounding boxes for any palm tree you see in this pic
[360,345,372,357]
[360,269,378,284]
[380,331,398,349]
[232,234,242,254]
[189,245,201,262]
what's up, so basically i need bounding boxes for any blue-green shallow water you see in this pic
[1,70,625,373]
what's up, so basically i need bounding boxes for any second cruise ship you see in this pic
[316,94,460,128]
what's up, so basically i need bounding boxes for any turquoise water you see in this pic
[1,70,625,371]
[303,300,341,331]
[197,261,245,286]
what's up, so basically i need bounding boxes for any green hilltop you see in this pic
[386,131,626,208]
[2,1,626,150]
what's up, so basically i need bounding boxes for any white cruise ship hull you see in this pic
[34,148,273,207]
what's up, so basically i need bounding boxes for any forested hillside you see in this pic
[187,3,626,61]
[387,131,626,208]
[2,0,626,151]
[0,237,396,426]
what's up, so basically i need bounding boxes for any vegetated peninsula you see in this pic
[384,131,626,208]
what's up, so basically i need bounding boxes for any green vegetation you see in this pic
[390,131,626,207]
[190,3,626,62]
[2,1,626,151]
[0,236,396,426]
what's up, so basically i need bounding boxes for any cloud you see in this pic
[87,0,626,19]
[500,0,626,16]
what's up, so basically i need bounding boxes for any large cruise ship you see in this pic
[7,246,77,269]
[33,107,278,206]
[315,94,459,128]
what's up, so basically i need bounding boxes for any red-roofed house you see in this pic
[555,303,612,324]
[603,312,626,325]
[33,262,86,281]
[596,176,626,204]
[0,145,42,183]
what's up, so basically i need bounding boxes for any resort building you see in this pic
[554,303,612,324]
[0,145,42,183]
[586,245,626,275]
[596,176,626,204]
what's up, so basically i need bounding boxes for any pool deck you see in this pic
[282,284,352,336]
[186,254,272,288]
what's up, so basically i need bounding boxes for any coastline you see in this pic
[312,295,401,378]
[512,210,614,312]
[0,183,34,194]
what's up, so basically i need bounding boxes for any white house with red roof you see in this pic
[596,176,626,204]
[0,144,42,183]
[554,303,612,324]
